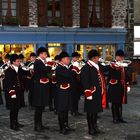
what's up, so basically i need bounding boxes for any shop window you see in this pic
[48,0,62,26]
[106,45,115,61]
[47,43,66,59]
[0,44,34,62]
[1,0,18,25]
[96,45,103,57]
[24,44,34,61]
[75,44,84,59]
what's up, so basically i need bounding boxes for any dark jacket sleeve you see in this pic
[81,66,91,91]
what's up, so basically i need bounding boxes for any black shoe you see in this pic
[95,127,105,134]
[11,126,20,131]
[17,122,24,128]
[34,125,45,132]
[88,129,98,136]
[113,119,119,124]
[41,125,50,130]
[118,119,127,123]
[59,129,69,135]
[65,126,75,132]
[11,123,20,131]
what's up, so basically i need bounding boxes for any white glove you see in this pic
[127,86,131,93]
[11,94,16,98]
[46,57,52,62]
[73,61,79,67]
[87,96,93,100]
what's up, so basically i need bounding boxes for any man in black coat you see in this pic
[56,52,74,135]
[4,54,25,131]
[32,47,52,132]
[70,52,83,116]
[81,50,106,136]
[108,50,130,124]
[25,52,36,107]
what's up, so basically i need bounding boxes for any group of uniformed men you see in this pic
[0,47,130,136]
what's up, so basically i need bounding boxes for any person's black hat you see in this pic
[88,49,100,60]
[54,55,60,61]
[37,47,47,56]
[59,52,69,60]
[5,53,11,59]
[30,52,36,57]
[10,54,19,64]
[116,50,124,57]
[71,52,80,57]
[18,54,24,59]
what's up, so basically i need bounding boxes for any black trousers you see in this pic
[87,112,98,130]
[111,103,123,120]
[71,97,79,113]
[10,108,19,126]
[34,106,45,126]
[58,111,69,130]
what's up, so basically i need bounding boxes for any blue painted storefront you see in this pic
[0,26,127,60]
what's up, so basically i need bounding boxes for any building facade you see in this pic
[0,0,131,61]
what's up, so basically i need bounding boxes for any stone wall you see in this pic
[134,0,140,24]
[29,0,38,26]
[112,0,127,27]
[125,0,134,58]
[72,0,80,26]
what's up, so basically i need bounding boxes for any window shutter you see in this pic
[104,0,112,27]
[80,0,88,28]
[0,0,2,24]
[64,0,72,26]
[16,0,19,24]
[19,0,29,26]
[37,0,47,26]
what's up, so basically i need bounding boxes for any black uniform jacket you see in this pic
[56,63,73,112]
[32,58,51,107]
[81,61,103,113]
[4,66,26,110]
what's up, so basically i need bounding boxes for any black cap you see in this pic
[54,55,60,61]
[30,52,36,57]
[71,52,80,57]
[10,54,19,64]
[116,50,124,57]
[5,53,11,59]
[59,51,69,60]
[37,47,47,56]
[88,49,100,60]
[18,54,24,59]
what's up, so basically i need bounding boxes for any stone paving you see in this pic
[0,76,140,140]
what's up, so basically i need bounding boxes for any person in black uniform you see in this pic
[70,52,83,116]
[25,52,36,107]
[50,55,60,114]
[81,50,106,136]
[56,52,75,135]
[32,47,52,132]
[4,54,25,131]
[108,50,130,124]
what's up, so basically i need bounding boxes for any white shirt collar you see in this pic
[88,60,99,70]
[59,62,69,69]
[12,64,19,73]
[38,57,45,63]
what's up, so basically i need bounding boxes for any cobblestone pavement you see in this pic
[0,76,140,140]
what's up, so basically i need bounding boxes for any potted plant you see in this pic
[51,17,63,26]
[2,17,19,25]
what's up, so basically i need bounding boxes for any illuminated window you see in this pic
[47,43,66,59]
